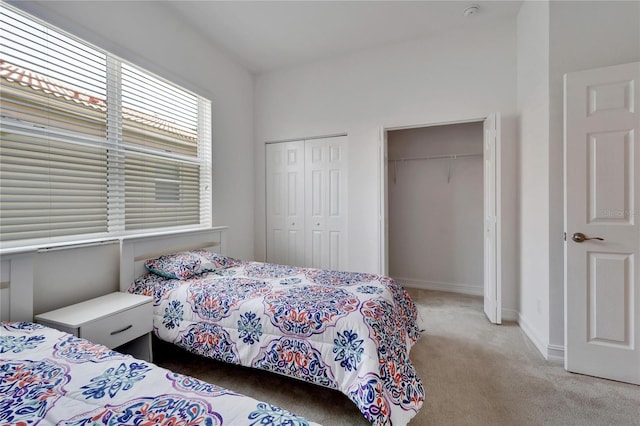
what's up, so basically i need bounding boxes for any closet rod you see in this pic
[390,153,483,184]
[389,153,483,162]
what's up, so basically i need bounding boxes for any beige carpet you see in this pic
[154,289,640,425]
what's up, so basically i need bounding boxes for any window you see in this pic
[0,4,212,248]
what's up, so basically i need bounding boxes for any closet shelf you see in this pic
[388,153,483,162]
[389,153,483,184]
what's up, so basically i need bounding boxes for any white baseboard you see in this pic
[501,308,519,322]
[395,277,566,363]
[547,344,565,364]
[397,277,519,323]
[516,313,565,363]
[395,277,483,297]
[517,312,548,359]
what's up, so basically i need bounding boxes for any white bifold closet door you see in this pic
[266,136,348,270]
[266,141,305,266]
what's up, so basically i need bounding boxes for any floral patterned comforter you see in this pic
[129,261,426,425]
[0,322,316,426]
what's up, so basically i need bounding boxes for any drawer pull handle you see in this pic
[110,325,133,335]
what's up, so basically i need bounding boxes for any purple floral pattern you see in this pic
[244,262,303,278]
[178,322,239,364]
[188,277,270,321]
[128,272,182,303]
[280,277,302,285]
[53,335,122,363]
[305,269,378,286]
[347,374,391,425]
[0,360,69,425]
[1,322,318,425]
[80,362,151,399]
[357,285,384,295]
[333,330,364,372]
[61,395,223,426]
[145,250,242,280]
[265,286,359,336]
[386,277,423,344]
[163,300,184,329]
[361,299,424,412]
[1,321,44,332]
[129,261,424,425]
[238,311,263,344]
[214,268,239,277]
[167,372,237,397]
[248,402,310,426]
[0,334,45,354]
[191,249,243,270]
[145,251,205,279]
[253,337,336,388]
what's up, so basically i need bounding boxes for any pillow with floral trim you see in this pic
[144,250,242,279]
[144,251,203,279]
[128,272,181,297]
[190,249,242,270]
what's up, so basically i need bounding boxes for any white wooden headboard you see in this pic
[0,251,36,322]
[119,227,228,292]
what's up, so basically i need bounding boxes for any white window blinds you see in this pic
[0,4,212,248]
[121,64,203,231]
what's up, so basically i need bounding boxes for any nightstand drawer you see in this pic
[80,302,152,349]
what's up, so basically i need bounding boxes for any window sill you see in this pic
[0,226,227,256]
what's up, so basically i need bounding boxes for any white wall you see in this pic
[388,122,484,295]
[547,0,640,355]
[516,0,551,357]
[33,243,119,315]
[255,21,518,315]
[516,0,640,360]
[8,1,255,312]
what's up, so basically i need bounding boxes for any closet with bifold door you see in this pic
[266,135,348,270]
[388,122,484,296]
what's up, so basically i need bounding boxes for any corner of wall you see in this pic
[517,311,564,363]
[501,307,519,322]
[517,311,550,360]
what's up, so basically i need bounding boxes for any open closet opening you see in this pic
[387,121,486,297]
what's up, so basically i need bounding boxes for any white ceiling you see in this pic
[163,1,523,74]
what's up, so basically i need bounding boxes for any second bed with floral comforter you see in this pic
[128,251,425,425]
[0,321,316,425]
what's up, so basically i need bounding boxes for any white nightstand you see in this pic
[35,292,154,362]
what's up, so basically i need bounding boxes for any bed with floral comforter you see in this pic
[127,251,425,425]
[0,321,316,425]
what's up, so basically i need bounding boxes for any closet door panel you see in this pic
[330,231,341,270]
[310,230,323,268]
[305,141,326,267]
[325,137,347,270]
[310,170,323,218]
[284,142,305,267]
[266,141,305,267]
[266,143,285,265]
[286,229,302,266]
[329,170,340,216]
[305,137,348,270]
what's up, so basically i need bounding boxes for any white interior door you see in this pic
[565,62,640,384]
[266,141,305,266]
[305,136,348,270]
[484,114,501,324]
